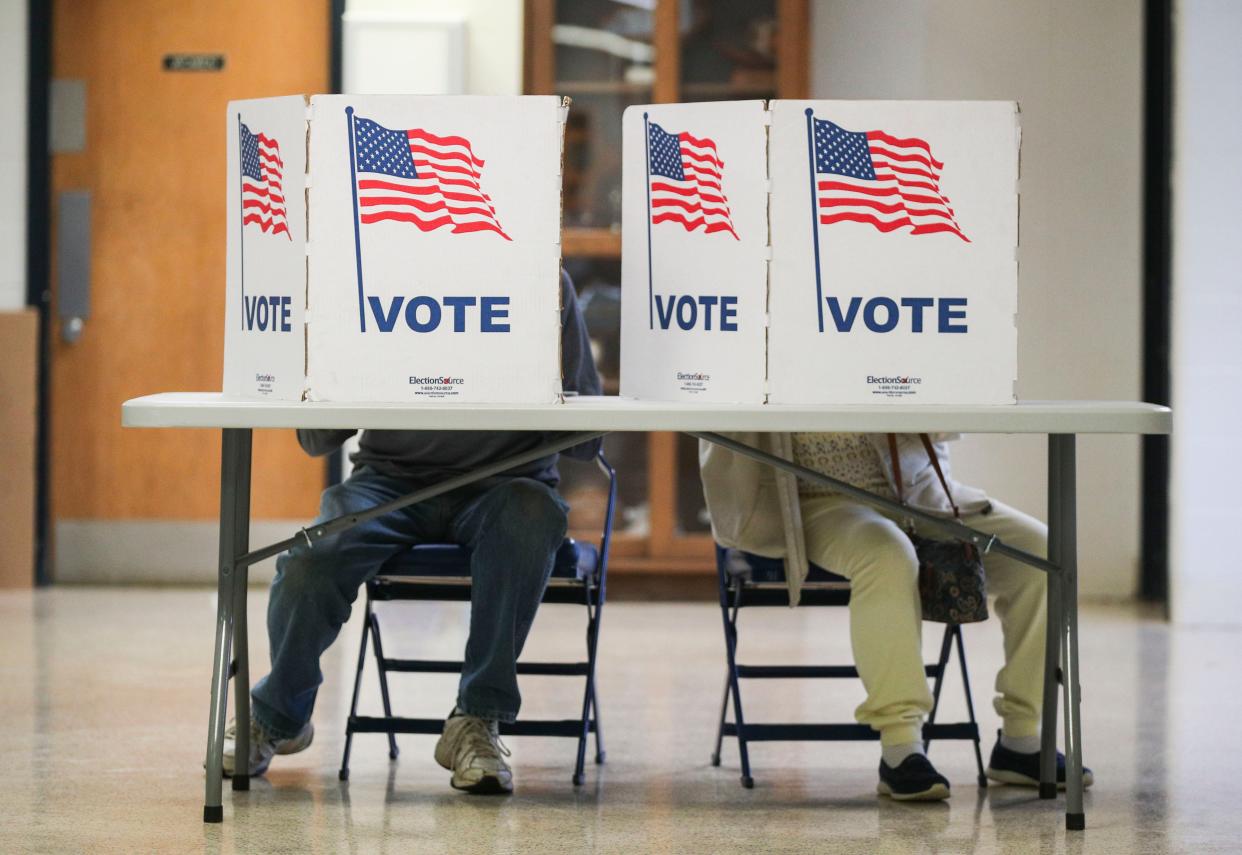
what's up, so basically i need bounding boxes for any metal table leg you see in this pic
[229,430,254,793]
[1040,437,1064,799]
[204,428,253,823]
[1051,434,1086,830]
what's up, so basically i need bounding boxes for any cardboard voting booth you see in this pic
[224,95,567,403]
[223,96,309,401]
[620,101,770,403]
[768,100,1019,405]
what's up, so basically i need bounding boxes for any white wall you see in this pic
[0,0,27,311]
[1170,0,1242,624]
[344,0,523,95]
[811,1,1144,599]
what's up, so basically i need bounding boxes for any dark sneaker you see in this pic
[985,732,1094,789]
[877,754,951,801]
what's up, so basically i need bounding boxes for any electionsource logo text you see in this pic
[866,374,922,399]
[677,372,711,382]
[409,376,465,386]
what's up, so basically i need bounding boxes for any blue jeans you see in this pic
[251,467,569,738]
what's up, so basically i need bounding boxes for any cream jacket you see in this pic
[698,433,990,605]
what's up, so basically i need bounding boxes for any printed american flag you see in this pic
[813,117,968,242]
[352,114,510,240]
[647,122,738,240]
[240,124,290,239]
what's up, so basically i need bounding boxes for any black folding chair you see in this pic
[339,453,616,786]
[711,545,987,788]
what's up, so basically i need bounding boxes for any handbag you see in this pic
[887,434,989,625]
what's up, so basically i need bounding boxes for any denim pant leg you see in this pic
[251,470,449,739]
[450,478,569,723]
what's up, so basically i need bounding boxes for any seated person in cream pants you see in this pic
[700,432,1094,801]
[222,272,601,794]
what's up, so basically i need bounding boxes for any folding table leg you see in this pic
[229,430,253,794]
[1040,436,1065,801]
[204,428,252,823]
[1052,434,1086,831]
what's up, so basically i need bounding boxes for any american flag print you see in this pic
[240,124,291,239]
[812,116,968,242]
[351,114,510,240]
[647,121,738,240]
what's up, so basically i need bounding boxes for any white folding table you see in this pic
[121,393,1171,830]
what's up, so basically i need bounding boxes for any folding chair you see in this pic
[338,452,616,786]
[711,545,987,788]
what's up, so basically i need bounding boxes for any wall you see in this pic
[811,1,1144,599]
[1170,0,1242,624]
[0,0,27,310]
[343,0,523,96]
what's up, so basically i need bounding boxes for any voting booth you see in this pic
[224,95,568,403]
[768,100,1019,405]
[223,96,309,401]
[620,101,769,403]
[620,99,1020,405]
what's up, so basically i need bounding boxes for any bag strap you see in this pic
[886,433,905,505]
[918,433,961,519]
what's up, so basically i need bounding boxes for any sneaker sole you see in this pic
[450,773,513,795]
[275,723,315,756]
[877,780,950,802]
[985,767,1094,789]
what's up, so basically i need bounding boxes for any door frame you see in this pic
[27,0,52,586]
[28,1,340,585]
[1140,0,1173,610]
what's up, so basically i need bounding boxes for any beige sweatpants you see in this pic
[800,495,1048,747]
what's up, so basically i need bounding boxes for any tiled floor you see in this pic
[1,587,1238,854]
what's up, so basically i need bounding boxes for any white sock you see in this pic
[881,741,926,767]
[1000,732,1041,754]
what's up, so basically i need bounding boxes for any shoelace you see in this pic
[457,717,511,763]
[224,718,267,746]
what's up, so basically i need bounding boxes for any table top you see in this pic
[121,393,1171,435]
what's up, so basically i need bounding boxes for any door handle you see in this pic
[56,190,91,344]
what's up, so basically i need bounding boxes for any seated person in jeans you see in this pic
[700,432,1093,801]
[224,272,601,794]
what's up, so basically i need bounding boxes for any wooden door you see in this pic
[50,1,329,576]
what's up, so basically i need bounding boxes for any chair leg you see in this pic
[924,625,955,753]
[710,671,730,767]
[718,580,753,788]
[574,592,605,786]
[572,614,593,786]
[369,608,400,761]
[954,625,988,787]
[338,597,374,781]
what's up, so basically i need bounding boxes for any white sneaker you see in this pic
[221,716,314,777]
[434,711,513,794]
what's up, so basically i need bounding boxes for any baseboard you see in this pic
[54,519,310,585]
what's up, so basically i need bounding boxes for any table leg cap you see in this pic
[1067,813,1086,831]
[203,805,223,824]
